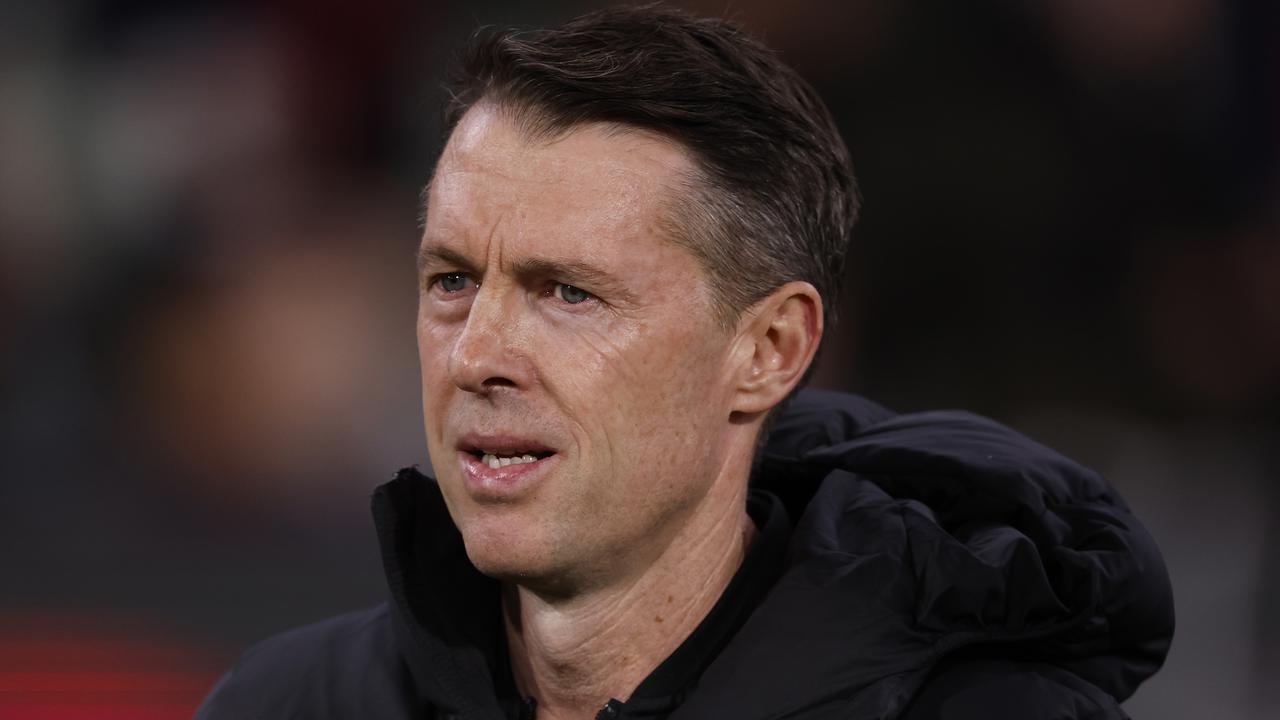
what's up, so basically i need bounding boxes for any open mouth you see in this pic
[466,447,555,469]
[457,431,558,471]
[455,434,560,499]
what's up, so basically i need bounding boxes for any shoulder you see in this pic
[899,657,1130,720]
[195,603,418,720]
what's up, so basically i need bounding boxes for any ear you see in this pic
[730,281,824,417]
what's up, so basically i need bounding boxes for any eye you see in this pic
[553,283,591,304]
[436,272,473,293]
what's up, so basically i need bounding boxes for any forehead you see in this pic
[424,105,696,249]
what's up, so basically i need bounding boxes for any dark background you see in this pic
[1,0,1276,717]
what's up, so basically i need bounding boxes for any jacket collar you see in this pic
[372,469,508,717]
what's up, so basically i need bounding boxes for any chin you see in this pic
[458,513,558,581]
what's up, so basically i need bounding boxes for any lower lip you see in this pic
[458,450,557,500]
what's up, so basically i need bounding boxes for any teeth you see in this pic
[480,453,541,469]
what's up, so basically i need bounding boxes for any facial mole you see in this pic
[666,595,673,604]
[654,615,663,623]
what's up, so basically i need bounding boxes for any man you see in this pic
[198,6,1173,719]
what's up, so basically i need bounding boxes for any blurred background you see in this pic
[0,0,1275,717]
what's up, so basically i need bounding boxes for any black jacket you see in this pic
[197,390,1174,719]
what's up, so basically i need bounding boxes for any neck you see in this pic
[503,480,757,720]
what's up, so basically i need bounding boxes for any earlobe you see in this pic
[731,282,823,417]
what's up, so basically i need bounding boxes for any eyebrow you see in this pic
[416,242,637,304]
[417,243,477,276]
[510,257,636,302]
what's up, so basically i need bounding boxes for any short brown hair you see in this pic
[438,4,859,329]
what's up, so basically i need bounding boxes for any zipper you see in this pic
[595,699,623,719]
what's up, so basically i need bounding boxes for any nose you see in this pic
[447,286,524,394]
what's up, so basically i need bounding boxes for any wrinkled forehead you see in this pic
[423,105,698,246]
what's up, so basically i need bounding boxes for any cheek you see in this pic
[417,314,458,439]
[557,312,727,459]
[533,320,631,455]
[636,334,726,451]
[417,304,459,377]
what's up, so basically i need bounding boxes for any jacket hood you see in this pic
[667,390,1174,718]
[373,390,1174,719]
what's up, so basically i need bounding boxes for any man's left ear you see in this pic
[730,281,824,417]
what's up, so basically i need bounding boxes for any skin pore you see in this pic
[417,104,822,719]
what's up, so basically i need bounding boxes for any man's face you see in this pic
[417,106,744,593]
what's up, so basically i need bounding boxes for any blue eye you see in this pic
[554,283,590,304]
[437,273,471,293]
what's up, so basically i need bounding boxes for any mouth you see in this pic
[458,434,556,465]
[454,434,559,499]
[465,447,555,469]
